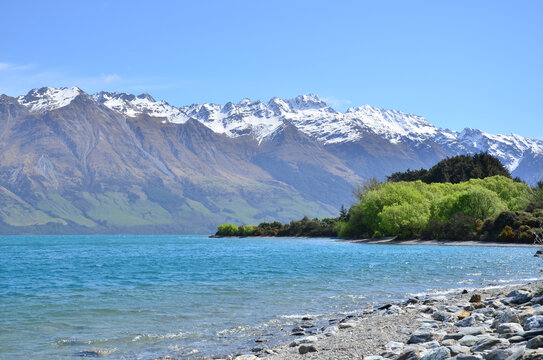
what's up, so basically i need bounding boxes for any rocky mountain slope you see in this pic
[0,87,540,234]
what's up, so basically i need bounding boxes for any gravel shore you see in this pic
[224,280,543,360]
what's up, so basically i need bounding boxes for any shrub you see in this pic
[239,225,255,236]
[498,225,515,242]
[341,175,532,240]
[216,223,239,236]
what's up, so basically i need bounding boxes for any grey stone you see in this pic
[519,308,535,324]
[492,301,505,309]
[298,345,317,354]
[459,335,482,347]
[448,345,471,356]
[454,356,483,360]
[444,333,466,340]
[419,347,451,360]
[525,316,543,331]
[385,341,406,351]
[408,328,438,344]
[531,297,543,306]
[493,309,520,328]
[527,335,543,349]
[509,336,526,343]
[299,335,319,344]
[339,321,356,329]
[457,316,478,327]
[387,305,403,315]
[484,349,515,360]
[234,355,258,360]
[498,323,525,335]
[505,349,525,360]
[421,306,438,314]
[472,337,510,352]
[365,356,384,360]
[522,329,543,339]
[459,327,488,336]
[434,311,454,322]
[422,341,441,349]
[508,290,533,305]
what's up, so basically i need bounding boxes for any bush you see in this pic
[499,225,515,242]
[216,223,239,236]
[239,225,255,236]
[388,153,511,184]
[341,175,532,240]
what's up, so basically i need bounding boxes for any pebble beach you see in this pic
[222,281,543,360]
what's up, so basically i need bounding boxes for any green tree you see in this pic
[216,223,239,236]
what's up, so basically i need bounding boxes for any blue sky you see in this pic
[1,0,542,138]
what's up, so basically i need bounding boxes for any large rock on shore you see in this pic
[507,290,533,305]
[420,347,451,360]
[408,328,440,344]
[471,337,510,352]
[527,335,543,349]
[525,316,543,330]
[497,323,524,335]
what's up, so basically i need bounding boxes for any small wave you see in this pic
[76,348,117,357]
[277,313,324,319]
[132,331,186,342]
[328,294,367,300]
[55,338,92,346]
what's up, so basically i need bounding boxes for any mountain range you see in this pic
[0,86,541,234]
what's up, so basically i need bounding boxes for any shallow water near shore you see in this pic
[0,235,540,359]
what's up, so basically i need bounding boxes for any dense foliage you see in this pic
[215,155,543,244]
[340,176,531,239]
[387,153,512,184]
[214,215,345,237]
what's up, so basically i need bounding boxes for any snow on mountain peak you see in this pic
[343,105,441,143]
[287,93,329,110]
[93,91,189,123]
[16,86,542,174]
[18,86,83,112]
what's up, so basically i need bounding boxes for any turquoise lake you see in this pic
[0,235,540,359]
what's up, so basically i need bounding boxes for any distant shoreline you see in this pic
[338,237,541,248]
[211,235,541,247]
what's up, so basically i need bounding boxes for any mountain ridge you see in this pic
[0,86,541,234]
[14,86,541,173]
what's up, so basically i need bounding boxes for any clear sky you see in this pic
[1,0,542,138]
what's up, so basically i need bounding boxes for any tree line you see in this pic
[215,154,543,243]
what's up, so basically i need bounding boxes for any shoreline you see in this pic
[211,235,541,248]
[339,237,542,248]
[222,279,543,360]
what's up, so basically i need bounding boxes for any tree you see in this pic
[216,223,239,236]
[387,153,511,184]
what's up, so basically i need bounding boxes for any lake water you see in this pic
[0,235,540,359]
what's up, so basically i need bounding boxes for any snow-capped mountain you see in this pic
[92,89,543,173]
[17,86,83,112]
[1,86,543,234]
[12,86,543,174]
[92,91,191,123]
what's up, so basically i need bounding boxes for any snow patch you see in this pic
[18,86,82,112]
